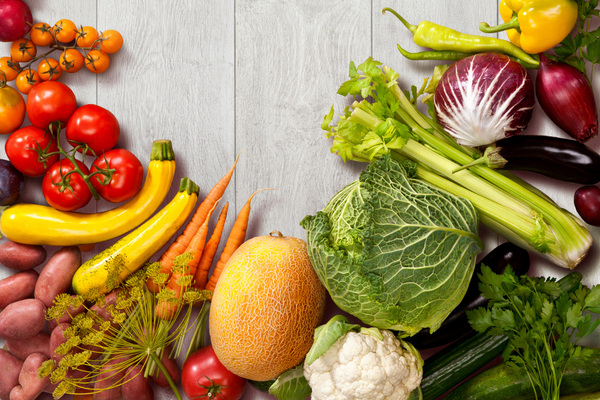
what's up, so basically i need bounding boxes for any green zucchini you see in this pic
[444,347,600,400]
[420,271,583,400]
[561,391,600,400]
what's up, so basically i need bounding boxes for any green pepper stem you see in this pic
[149,352,183,400]
[479,15,520,34]
[382,7,416,34]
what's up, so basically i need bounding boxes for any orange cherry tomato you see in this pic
[78,243,96,253]
[38,58,62,81]
[99,30,123,53]
[30,23,55,47]
[10,39,37,63]
[76,26,99,48]
[84,50,110,73]
[0,57,20,82]
[0,84,26,135]
[53,19,77,43]
[59,49,84,73]
[15,70,40,94]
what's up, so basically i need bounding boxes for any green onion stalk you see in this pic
[324,58,592,269]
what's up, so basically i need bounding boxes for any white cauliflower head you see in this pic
[303,328,423,400]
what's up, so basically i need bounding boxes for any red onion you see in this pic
[536,53,598,143]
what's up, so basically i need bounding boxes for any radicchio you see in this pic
[434,53,535,147]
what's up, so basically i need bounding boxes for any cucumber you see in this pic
[421,331,507,400]
[420,271,583,400]
[444,347,600,400]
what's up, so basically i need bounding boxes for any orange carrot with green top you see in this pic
[193,202,229,291]
[205,188,272,293]
[146,153,240,292]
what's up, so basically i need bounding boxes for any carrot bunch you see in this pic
[152,153,271,320]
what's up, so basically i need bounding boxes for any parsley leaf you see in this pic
[468,266,598,400]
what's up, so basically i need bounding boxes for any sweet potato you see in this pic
[48,294,86,332]
[0,271,38,309]
[5,332,51,360]
[149,345,179,388]
[0,299,46,341]
[93,355,129,400]
[9,353,50,400]
[0,349,23,400]
[35,246,81,308]
[0,242,46,271]
[122,365,153,400]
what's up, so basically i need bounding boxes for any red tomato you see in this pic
[90,149,143,203]
[42,159,92,211]
[27,81,77,129]
[5,126,60,177]
[66,104,120,155]
[182,346,246,400]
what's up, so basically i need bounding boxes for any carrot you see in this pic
[156,201,219,320]
[205,188,273,293]
[193,202,229,291]
[146,153,240,292]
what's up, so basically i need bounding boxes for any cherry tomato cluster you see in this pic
[5,81,143,211]
[0,18,122,94]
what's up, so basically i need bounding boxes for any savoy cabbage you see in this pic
[301,155,483,336]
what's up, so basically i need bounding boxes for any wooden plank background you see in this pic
[1,1,599,399]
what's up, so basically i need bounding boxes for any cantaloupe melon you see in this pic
[209,231,326,381]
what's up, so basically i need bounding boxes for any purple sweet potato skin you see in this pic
[0,349,23,400]
[123,365,154,400]
[0,271,38,309]
[0,299,46,341]
[5,332,51,360]
[0,242,46,271]
[35,246,81,308]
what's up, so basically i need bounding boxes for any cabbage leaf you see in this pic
[301,155,483,336]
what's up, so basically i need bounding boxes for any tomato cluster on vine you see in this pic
[5,81,143,212]
[0,18,122,93]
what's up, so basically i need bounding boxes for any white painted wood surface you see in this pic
[0,1,599,399]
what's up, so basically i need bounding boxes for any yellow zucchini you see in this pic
[0,140,176,246]
[72,177,199,296]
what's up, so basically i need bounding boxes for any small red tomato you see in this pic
[90,149,143,203]
[0,0,33,42]
[43,159,93,211]
[5,126,60,177]
[182,345,246,400]
[27,81,77,129]
[66,104,120,155]
[574,185,600,227]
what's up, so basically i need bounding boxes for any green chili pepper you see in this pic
[396,44,539,69]
[383,7,539,67]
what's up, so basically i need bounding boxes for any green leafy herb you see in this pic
[552,0,600,81]
[467,266,600,400]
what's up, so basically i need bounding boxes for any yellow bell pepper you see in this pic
[482,0,578,54]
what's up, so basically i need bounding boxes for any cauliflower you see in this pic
[303,328,423,400]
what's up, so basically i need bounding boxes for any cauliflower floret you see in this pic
[304,329,422,400]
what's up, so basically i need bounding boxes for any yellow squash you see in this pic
[72,177,199,296]
[0,140,176,246]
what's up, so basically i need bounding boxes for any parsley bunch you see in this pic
[467,266,600,400]
[552,0,600,82]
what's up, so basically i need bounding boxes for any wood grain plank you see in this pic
[235,0,370,244]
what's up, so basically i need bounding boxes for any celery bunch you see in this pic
[323,57,592,269]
